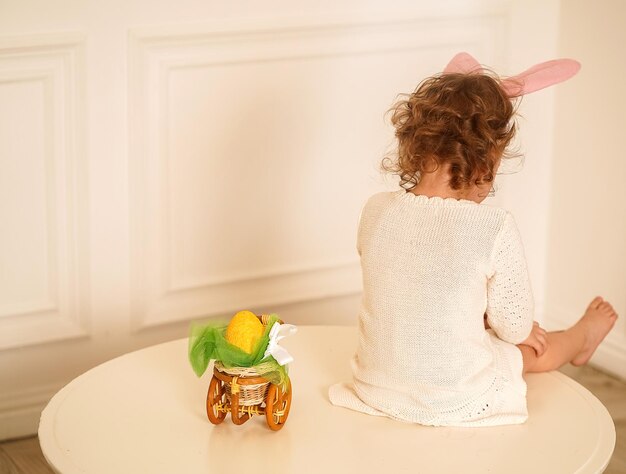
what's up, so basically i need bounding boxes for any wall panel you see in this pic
[0,35,89,350]
[129,15,508,330]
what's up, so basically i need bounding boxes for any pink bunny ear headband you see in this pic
[443,52,580,97]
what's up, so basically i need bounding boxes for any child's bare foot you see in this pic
[571,297,618,366]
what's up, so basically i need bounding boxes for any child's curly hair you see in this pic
[382,72,520,191]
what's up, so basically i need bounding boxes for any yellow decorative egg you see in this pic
[225,310,264,354]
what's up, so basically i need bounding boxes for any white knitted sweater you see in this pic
[329,190,534,427]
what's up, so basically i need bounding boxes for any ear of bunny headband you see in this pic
[443,52,581,97]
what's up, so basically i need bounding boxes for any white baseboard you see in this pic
[0,383,63,441]
[588,339,626,381]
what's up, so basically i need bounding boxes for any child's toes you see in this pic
[602,304,618,322]
[589,296,604,310]
[599,301,615,314]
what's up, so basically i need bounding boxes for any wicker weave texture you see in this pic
[215,361,270,406]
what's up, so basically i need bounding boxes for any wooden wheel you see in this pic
[265,380,292,431]
[229,390,251,425]
[206,375,227,424]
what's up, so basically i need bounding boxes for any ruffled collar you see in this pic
[396,189,480,206]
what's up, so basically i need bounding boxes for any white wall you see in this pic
[496,0,561,326]
[0,0,564,440]
[543,0,626,379]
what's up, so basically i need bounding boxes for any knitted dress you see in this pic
[329,190,534,427]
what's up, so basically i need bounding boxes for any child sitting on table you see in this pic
[329,53,618,427]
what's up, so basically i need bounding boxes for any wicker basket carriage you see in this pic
[206,315,293,431]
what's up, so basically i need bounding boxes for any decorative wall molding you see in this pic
[0,34,90,349]
[128,14,509,331]
[0,382,64,440]
[141,260,362,330]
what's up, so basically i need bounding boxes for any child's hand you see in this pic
[520,322,548,356]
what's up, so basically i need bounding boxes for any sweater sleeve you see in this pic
[356,205,364,256]
[485,212,534,345]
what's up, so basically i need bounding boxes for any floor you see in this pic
[1,364,624,473]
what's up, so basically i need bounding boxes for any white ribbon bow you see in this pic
[263,322,297,366]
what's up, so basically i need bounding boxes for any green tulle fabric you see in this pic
[188,313,288,387]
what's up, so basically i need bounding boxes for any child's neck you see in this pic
[409,166,477,202]
[410,169,492,203]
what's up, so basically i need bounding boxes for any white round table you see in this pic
[39,326,615,473]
